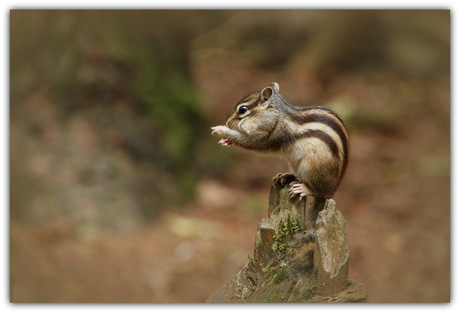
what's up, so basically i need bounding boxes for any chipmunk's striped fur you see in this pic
[211,82,349,221]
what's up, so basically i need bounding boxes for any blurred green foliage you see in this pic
[10,10,230,204]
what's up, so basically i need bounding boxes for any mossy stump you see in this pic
[207,182,367,303]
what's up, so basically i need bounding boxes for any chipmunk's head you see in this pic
[225,82,281,133]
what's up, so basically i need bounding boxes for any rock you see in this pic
[314,199,350,295]
[206,182,367,303]
[309,280,368,303]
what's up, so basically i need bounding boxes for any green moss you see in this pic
[291,286,300,298]
[305,279,317,293]
[272,214,302,255]
[273,266,289,284]
[266,289,284,303]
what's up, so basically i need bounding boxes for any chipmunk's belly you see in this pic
[285,137,340,197]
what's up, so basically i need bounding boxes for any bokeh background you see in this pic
[10,10,450,303]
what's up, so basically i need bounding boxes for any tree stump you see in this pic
[207,181,367,303]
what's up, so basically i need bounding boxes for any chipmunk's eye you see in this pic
[238,106,248,115]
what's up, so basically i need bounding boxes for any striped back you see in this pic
[283,106,349,182]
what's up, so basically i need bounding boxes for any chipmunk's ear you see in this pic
[261,82,279,102]
[269,82,280,94]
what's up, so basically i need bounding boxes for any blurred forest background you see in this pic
[10,10,450,302]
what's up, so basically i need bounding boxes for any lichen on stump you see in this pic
[206,182,367,303]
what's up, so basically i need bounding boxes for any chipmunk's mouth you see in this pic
[218,138,235,147]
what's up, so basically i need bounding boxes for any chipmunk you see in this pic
[211,82,349,225]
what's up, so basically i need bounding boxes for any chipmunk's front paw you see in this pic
[218,138,233,147]
[211,126,235,147]
[211,125,229,137]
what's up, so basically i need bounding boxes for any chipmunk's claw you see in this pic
[288,183,312,202]
[272,173,296,186]
[218,138,233,147]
